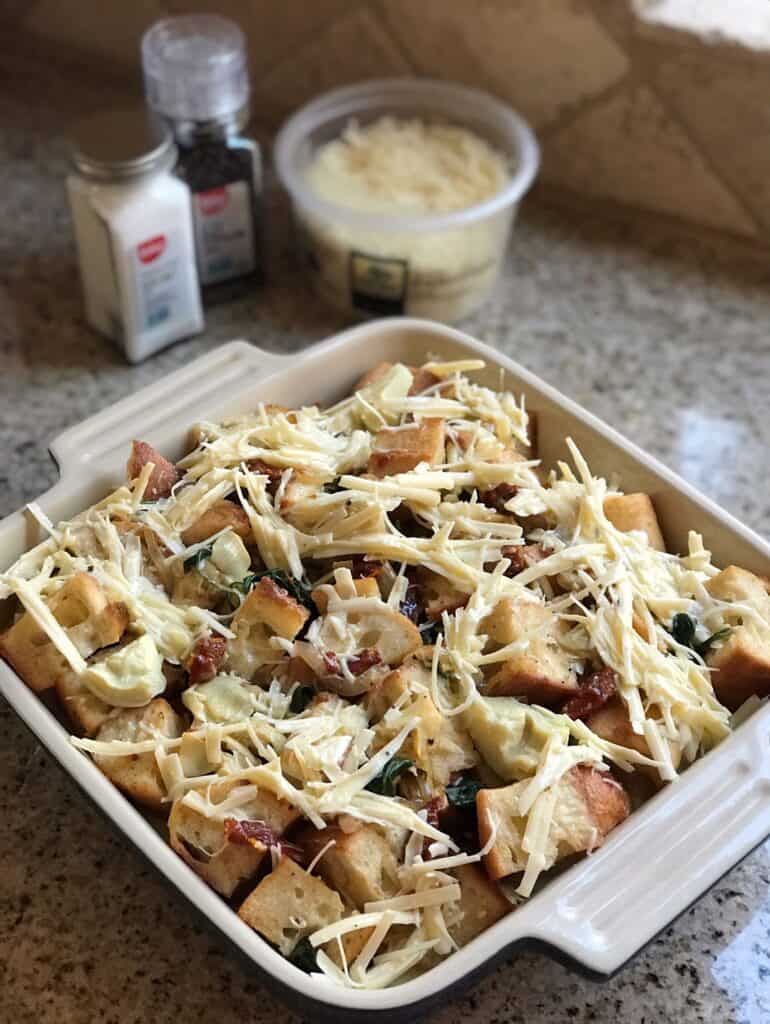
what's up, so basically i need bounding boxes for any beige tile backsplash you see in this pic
[18,0,770,240]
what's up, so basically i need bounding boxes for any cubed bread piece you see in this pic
[55,668,112,736]
[355,362,394,391]
[180,500,251,545]
[482,599,579,706]
[238,577,310,639]
[706,632,770,711]
[354,362,439,396]
[604,493,665,552]
[703,566,770,709]
[311,576,379,615]
[127,440,181,499]
[0,573,129,692]
[416,568,469,620]
[228,576,310,680]
[448,864,511,947]
[92,699,184,810]
[324,919,375,970]
[477,765,630,881]
[238,857,344,955]
[705,631,770,711]
[368,664,477,788]
[706,565,770,609]
[368,418,445,477]
[169,779,299,896]
[301,823,399,910]
[586,696,681,783]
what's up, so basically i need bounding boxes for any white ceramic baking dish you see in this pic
[2,319,770,1019]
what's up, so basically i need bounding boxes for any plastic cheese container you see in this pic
[274,79,539,323]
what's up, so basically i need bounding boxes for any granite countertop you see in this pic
[2,52,770,1024]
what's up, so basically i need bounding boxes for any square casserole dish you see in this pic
[2,318,770,1019]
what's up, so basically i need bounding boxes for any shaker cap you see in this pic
[142,15,250,122]
[69,107,176,180]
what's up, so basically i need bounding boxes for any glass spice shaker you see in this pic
[142,15,262,303]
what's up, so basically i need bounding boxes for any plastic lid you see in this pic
[69,107,176,181]
[142,15,250,122]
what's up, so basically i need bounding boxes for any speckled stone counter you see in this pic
[2,49,770,1024]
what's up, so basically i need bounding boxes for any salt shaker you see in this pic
[142,15,262,302]
[67,108,204,363]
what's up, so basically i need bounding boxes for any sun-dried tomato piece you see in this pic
[322,648,382,678]
[348,648,382,675]
[186,634,227,685]
[478,483,518,513]
[245,459,284,493]
[322,650,341,676]
[500,543,547,577]
[224,818,302,861]
[563,667,618,720]
[350,556,383,579]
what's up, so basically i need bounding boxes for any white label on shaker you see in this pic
[131,230,187,332]
[193,181,256,286]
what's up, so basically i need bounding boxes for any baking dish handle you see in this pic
[49,341,290,479]
[528,703,770,975]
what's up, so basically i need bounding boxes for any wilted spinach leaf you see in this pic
[419,620,443,646]
[322,477,344,494]
[288,937,318,974]
[183,543,213,572]
[671,613,697,648]
[671,612,731,657]
[445,775,482,809]
[230,569,313,609]
[365,757,414,797]
[290,685,315,714]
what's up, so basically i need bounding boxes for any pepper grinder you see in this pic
[142,15,262,303]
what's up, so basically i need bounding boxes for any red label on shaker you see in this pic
[137,235,167,263]
[197,188,228,216]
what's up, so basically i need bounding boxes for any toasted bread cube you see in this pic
[370,667,479,786]
[409,366,440,395]
[237,577,309,639]
[368,418,446,478]
[355,362,394,391]
[354,362,439,396]
[701,568,770,711]
[169,779,299,896]
[92,699,184,810]
[477,765,630,881]
[448,864,511,947]
[416,568,468,620]
[180,500,251,545]
[482,599,578,706]
[238,857,344,955]
[324,919,375,969]
[0,574,129,692]
[301,823,399,910]
[368,664,476,787]
[55,668,112,736]
[127,440,181,499]
[586,696,681,783]
[229,577,310,680]
[706,565,770,609]
[311,576,379,615]
[604,493,665,552]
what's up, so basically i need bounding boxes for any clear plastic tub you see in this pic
[274,78,539,323]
